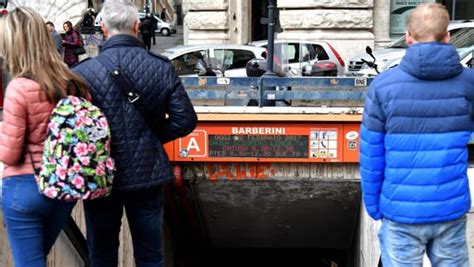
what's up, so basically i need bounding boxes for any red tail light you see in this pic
[328,44,345,67]
[313,62,337,69]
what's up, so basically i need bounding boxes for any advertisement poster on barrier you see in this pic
[390,0,435,36]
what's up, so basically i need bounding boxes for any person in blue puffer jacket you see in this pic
[360,3,474,266]
[72,0,197,266]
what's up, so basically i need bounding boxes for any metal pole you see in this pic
[265,0,276,73]
[260,0,277,107]
[452,0,456,20]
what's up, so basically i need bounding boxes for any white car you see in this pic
[94,12,176,36]
[460,48,473,68]
[347,20,474,76]
[138,13,176,36]
[249,40,346,76]
[161,44,267,77]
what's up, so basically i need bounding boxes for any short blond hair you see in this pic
[407,3,449,42]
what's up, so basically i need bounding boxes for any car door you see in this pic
[214,49,259,77]
[310,44,330,61]
[460,49,473,67]
[277,42,316,76]
[171,49,208,76]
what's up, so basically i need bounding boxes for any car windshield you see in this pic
[388,36,408,49]
[388,27,474,49]
[458,46,474,59]
[451,28,474,49]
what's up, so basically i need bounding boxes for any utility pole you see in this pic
[451,0,456,20]
[260,0,277,107]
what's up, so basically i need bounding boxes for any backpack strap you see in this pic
[29,153,40,175]
[95,56,141,105]
[94,56,158,134]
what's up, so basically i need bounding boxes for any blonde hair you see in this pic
[407,3,450,42]
[0,7,88,103]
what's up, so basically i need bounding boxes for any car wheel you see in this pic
[161,28,170,36]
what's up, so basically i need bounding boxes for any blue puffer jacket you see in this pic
[73,34,197,191]
[360,42,474,224]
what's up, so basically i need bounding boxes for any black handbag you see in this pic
[73,46,86,56]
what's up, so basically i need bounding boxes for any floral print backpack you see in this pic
[34,95,115,201]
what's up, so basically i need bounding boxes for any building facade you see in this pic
[8,0,87,29]
[6,0,471,62]
[130,0,180,24]
[182,0,473,63]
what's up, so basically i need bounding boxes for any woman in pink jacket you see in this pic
[0,7,89,267]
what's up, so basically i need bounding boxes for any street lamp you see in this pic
[260,0,277,107]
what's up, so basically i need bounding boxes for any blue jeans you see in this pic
[2,174,76,267]
[83,185,164,267]
[378,217,469,267]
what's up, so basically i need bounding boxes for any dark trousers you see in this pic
[83,185,164,267]
[142,35,152,51]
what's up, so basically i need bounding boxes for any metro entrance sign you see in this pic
[178,130,208,158]
[170,122,360,163]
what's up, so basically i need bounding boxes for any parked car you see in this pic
[453,26,474,68]
[456,43,473,69]
[161,44,267,77]
[245,53,339,77]
[138,12,176,36]
[347,20,474,76]
[248,40,346,76]
[94,12,176,36]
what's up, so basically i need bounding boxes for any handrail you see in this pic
[179,76,373,106]
[63,217,90,267]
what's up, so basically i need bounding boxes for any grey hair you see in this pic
[101,0,139,34]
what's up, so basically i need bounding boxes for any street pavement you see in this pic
[149,25,183,55]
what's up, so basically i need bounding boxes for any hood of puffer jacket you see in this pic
[399,42,463,80]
